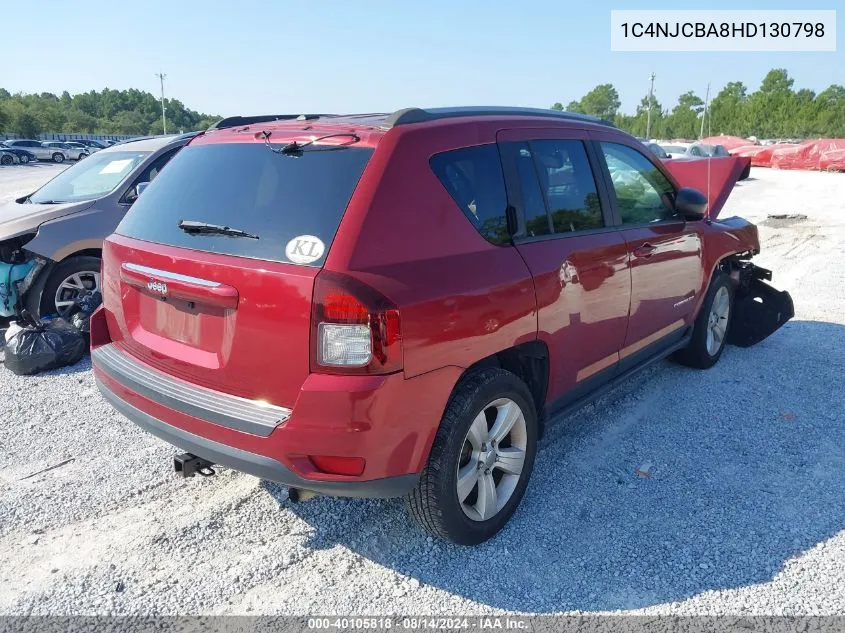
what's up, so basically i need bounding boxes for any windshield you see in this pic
[117,143,374,266]
[660,145,687,154]
[29,151,150,204]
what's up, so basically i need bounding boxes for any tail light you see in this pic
[311,271,402,375]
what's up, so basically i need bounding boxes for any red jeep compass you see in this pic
[91,107,792,545]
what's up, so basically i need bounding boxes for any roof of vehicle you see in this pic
[102,132,200,152]
[198,107,616,148]
[209,107,612,132]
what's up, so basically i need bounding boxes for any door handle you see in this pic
[633,243,657,258]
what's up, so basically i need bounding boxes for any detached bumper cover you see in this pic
[96,377,419,498]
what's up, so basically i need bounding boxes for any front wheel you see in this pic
[674,272,734,369]
[406,368,538,545]
[38,256,102,318]
[0,154,12,166]
[52,152,65,164]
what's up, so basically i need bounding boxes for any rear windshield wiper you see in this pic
[261,131,360,157]
[178,220,259,239]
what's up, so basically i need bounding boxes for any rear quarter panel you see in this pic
[325,121,538,380]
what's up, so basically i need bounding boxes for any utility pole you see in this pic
[155,72,167,134]
[699,81,711,139]
[645,72,656,140]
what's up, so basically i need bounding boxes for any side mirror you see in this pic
[126,181,150,204]
[675,187,707,221]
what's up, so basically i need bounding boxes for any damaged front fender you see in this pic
[728,264,795,347]
[0,234,50,318]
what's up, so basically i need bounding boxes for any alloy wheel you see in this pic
[54,271,101,317]
[706,285,730,356]
[456,398,528,522]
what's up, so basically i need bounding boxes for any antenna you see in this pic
[703,81,713,223]
[155,72,167,134]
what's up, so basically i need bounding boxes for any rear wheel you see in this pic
[19,154,29,164]
[674,272,734,369]
[38,256,102,318]
[52,152,65,164]
[407,368,538,545]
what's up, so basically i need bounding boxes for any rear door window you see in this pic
[429,144,510,245]
[116,143,373,266]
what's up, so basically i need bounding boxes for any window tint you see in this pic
[117,143,373,266]
[430,144,509,245]
[600,142,677,225]
[513,144,551,237]
[531,140,603,233]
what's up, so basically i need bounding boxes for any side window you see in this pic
[600,142,677,226]
[531,140,603,233]
[121,148,180,202]
[429,144,510,245]
[513,144,551,237]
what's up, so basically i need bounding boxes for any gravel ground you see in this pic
[0,166,844,615]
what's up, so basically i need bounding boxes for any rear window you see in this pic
[117,143,373,266]
[429,144,509,245]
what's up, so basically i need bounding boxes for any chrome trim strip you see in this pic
[123,263,220,288]
[92,344,290,436]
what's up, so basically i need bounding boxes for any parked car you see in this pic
[3,139,69,163]
[90,108,793,545]
[43,141,88,161]
[0,132,199,319]
[659,143,730,159]
[0,142,38,164]
[72,139,107,152]
[0,148,20,166]
[644,142,669,159]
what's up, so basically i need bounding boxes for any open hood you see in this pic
[0,199,95,241]
[663,155,749,220]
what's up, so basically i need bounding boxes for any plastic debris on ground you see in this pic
[2,312,87,376]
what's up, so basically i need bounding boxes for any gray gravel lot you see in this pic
[0,165,844,615]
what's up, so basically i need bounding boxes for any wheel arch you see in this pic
[448,341,550,436]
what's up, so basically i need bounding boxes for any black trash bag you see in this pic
[2,316,87,376]
[66,291,103,338]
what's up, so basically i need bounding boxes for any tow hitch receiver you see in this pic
[174,453,216,478]
[728,268,795,348]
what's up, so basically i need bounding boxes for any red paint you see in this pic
[95,112,762,488]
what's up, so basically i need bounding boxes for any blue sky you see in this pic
[5,0,841,116]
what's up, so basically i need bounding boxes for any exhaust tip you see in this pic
[288,488,318,503]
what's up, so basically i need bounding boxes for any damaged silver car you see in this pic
[0,133,199,319]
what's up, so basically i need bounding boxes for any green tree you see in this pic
[706,81,749,136]
[574,84,620,122]
[662,91,704,139]
[13,111,41,137]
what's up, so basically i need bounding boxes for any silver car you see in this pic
[0,149,20,166]
[2,139,67,163]
[0,133,199,318]
[43,141,87,162]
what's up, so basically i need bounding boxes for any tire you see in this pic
[52,152,65,164]
[20,154,29,164]
[38,256,102,318]
[0,154,12,166]
[407,368,538,545]
[673,272,734,369]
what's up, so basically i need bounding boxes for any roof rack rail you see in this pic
[382,106,614,129]
[208,114,333,131]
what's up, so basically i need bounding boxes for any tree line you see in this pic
[553,69,845,140]
[0,87,222,137]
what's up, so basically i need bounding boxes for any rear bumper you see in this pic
[96,377,419,498]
